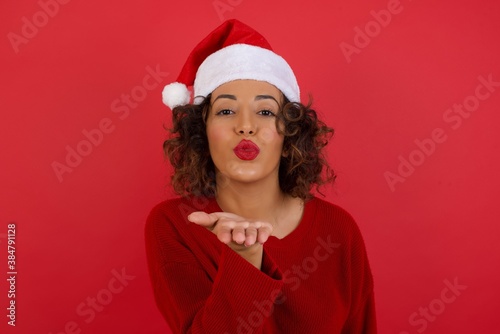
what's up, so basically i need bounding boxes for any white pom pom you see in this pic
[162,82,190,109]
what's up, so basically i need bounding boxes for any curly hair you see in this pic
[163,94,336,200]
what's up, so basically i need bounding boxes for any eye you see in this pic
[258,109,276,117]
[215,109,234,116]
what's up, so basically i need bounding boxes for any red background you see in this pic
[1,0,499,333]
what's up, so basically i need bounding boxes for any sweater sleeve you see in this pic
[340,211,377,334]
[344,289,377,333]
[145,202,284,334]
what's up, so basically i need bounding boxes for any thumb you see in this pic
[187,211,241,227]
[187,211,219,227]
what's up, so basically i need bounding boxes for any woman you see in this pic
[145,19,376,333]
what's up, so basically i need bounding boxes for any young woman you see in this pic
[145,19,376,333]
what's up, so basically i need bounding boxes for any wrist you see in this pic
[230,243,263,269]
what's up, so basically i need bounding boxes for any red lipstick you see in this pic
[233,140,260,160]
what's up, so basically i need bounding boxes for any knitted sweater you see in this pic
[145,196,376,333]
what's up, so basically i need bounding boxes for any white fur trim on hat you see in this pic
[193,44,300,104]
[162,82,191,109]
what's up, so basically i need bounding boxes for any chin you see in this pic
[225,172,261,183]
[222,168,279,185]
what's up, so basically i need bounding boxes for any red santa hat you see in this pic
[162,19,300,109]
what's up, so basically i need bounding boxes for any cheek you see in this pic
[258,126,284,150]
[206,124,232,156]
[206,123,224,143]
[206,128,218,145]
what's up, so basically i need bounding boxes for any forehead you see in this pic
[211,80,282,100]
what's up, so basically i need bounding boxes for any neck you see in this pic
[215,175,285,223]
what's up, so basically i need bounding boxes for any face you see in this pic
[206,79,285,187]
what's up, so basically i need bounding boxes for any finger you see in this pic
[208,211,244,220]
[188,211,243,227]
[187,211,219,227]
[256,222,273,244]
[244,227,258,247]
[217,224,233,244]
[232,226,246,245]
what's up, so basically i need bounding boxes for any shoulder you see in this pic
[144,196,219,260]
[145,196,217,233]
[310,196,356,222]
[309,196,357,230]
[146,198,184,228]
[147,196,216,219]
[308,196,366,245]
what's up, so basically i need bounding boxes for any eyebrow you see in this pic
[255,95,279,105]
[212,94,279,105]
[213,94,237,103]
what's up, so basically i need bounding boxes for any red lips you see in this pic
[233,140,260,160]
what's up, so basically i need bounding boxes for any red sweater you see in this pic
[145,196,376,334]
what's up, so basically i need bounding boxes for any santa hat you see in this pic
[162,19,300,109]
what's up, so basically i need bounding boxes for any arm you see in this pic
[145,205,283,334]
[187,211,273,270]
[341,218,377,334]
[342,290,377,334]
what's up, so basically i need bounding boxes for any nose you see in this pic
[238,128,254,135]
[236,110,255,135]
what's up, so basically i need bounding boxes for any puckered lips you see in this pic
[233,139,260,160]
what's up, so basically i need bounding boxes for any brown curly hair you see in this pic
[163,94,336,200]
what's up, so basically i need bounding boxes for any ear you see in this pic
[281,146,289,158]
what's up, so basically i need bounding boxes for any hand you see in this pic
[187,211,273,248]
